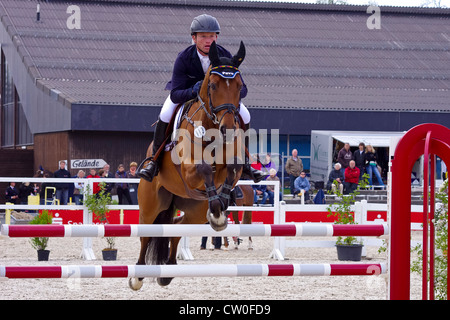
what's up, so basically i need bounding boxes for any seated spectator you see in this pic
[252,184,268,206]
[327,163,344,194]
[344,160,360,194]
[293,171,310,201]
[266,168,282,204]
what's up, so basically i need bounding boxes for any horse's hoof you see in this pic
[157,277,174,286]
[128,277,144,291]
[207,209,228,231]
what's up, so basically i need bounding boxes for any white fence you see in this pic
[0,177,280,260]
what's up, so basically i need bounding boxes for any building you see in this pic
[1,0,449,186]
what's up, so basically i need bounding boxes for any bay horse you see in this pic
[129,41,246,290]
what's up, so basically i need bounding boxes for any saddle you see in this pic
[152,99,195,162]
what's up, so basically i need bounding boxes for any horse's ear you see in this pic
[232,41,245,67]
[209,41,221,67]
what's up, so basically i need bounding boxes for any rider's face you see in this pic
[192,32,218,56]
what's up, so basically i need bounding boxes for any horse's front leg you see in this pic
[218,157,243,211]
[195,160,228,231]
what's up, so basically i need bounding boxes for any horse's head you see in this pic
[204,41,245,142]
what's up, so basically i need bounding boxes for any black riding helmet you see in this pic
[190,14,220,35]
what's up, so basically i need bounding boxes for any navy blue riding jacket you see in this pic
[165,44,247,104]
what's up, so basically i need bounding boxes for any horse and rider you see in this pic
[138,14,266,184]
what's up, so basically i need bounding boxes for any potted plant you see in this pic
[83,183,118,260]
[327,174,369,261]
[29,210,53,261]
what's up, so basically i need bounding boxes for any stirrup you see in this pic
[250,168,268,183]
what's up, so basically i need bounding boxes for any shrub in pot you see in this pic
[29,210,53,261]
[83,184,118,260]
[327,175,369,261]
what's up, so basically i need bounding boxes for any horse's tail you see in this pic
[145,203,174,266]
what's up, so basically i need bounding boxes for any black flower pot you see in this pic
[102,249,118,261]
[37,249,50,261]
[336,244,363,261]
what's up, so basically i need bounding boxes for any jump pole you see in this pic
[0,263,386,279]
[1,223,388,238]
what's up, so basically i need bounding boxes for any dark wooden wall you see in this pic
[69,131,151,175]
[33,130,151,177]
[34,132,69,173]
[0,149,34,203]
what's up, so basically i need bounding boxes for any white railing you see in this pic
[0,177,279,260]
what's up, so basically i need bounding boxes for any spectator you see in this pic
[344,160,360,194]
[266,168,282,204]
[73,170,85,205]
[32,169,43,199]
[95,169,108,197]
[353,142,366,180]
[251,154,262,171]
[5,182,19,204]
[115,164,132,205]
[102,164,115,197]
[127,162,139,205]
[54,160,71,205]
[127,162,138,179]
[87,169,100,195]
[18,182,36,204]
[293,171,310,201]
[285,149,303,195]
[327,163,344,194]
[261,153,276,178]
[252,184,268,206]
[364,144,385,187]
[337,143,353,174]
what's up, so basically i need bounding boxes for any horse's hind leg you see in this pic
[156,235,179,287]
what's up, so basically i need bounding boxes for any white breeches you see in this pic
[160,95,251,124]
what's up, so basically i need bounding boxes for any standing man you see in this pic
[338,142,353,175]
[285,149,303,195]
[54,160,71,205]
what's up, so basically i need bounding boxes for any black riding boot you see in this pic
[138,118,169,182]
[242,123,268,183]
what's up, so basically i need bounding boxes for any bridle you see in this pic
[183,65,241,129]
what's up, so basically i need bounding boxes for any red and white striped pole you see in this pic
[1,223,388,238]
[0,263,386,279]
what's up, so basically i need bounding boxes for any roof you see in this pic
[1,0,450,117]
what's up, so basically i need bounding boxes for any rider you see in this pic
[138,14,267,183]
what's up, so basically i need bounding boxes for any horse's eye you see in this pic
[210,83,216,91]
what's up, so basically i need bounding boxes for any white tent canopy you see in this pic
[332,131,406,148]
